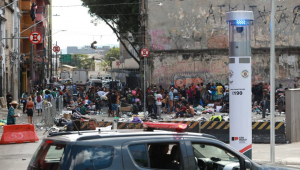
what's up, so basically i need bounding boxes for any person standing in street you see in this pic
[73,83,77,95]
[147,92,155,115]
[21,92,28,114]
[6,92,12,109]
[110,90,118,117]
[168,88,174,114]
[155,91,163,117]
[262,89,270,119]
[25,97,34,124]
[216,83,223,101]
[35,92,43,116]
[7,101,19,125]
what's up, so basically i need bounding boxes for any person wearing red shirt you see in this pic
[172,104,187,118]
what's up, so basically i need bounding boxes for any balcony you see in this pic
[21,0,32,11]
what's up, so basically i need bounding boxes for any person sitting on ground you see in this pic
[172,104,187,119]
[7,101,19,125]
[88,118,97,130]
[80,103,90,115]
[185,104,195,117]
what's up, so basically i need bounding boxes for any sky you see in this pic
[52,0,119,52]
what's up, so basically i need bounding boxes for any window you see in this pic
[28,142,66,170]
[192,143,240,170]
[69,145,114,170]
[128,143,181,170]
[129,144,148,167]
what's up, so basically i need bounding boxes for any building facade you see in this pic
[19,0,52,93]
[143,0,300,89]
[0,0,21,103]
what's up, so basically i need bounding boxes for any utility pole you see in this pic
[41,29,45,89]
[55,41,58,76]
[60,51,62,76]
[30,27,34,92]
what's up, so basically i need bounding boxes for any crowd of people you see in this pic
[5,80,289,125]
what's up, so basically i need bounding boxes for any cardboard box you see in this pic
[64,113,71,120]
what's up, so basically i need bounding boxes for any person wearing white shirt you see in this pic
[60,85,65,91]
[35,92,43,116]
[155,91,163,117]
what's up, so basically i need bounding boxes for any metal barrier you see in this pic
[57,95,63,115]
[41,101,53,127]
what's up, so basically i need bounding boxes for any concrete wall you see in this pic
[151,50,300,88]
[147,0,300,50]
[286,89,300,143]
[147,0,300,88]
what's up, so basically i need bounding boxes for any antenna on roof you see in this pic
[73,121,82,135]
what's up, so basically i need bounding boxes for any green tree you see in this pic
[81,0,140,65]
[64,54,95,70]
[98,47,120,68]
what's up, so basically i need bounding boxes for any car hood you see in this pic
[259,164,300,170]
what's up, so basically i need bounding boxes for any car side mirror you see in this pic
[245,160,251,170]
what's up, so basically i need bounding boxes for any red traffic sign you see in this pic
[53,46,60,53]
[140,48,149,57]
[29,31,42,44]
[116,60,121,66]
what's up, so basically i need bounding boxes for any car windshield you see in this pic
[192,144,239,162]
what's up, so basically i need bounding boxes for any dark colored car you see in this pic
[27,123,298,170]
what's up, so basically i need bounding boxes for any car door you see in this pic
[122,138,190,170]
[185,138,251,170]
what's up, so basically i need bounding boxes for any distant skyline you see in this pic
[52,0,119,51]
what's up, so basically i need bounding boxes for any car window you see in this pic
[69,145,114,170]
[28,141,66,170]
[128,143,181,170]
[192,143,240,170]
[129,144,148,167]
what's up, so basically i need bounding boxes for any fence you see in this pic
[40,96,63,127]
[42,101,53,127]
[57,95,63,115]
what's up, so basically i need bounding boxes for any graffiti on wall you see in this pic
[153,58,229,88]
[148,29,171,50]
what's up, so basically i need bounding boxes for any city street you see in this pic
[0,108,299,170]
[1,0,300,169]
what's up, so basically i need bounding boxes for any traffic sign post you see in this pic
[140,48,149,58]
[53,46,60,53]
[29,31,42,44]
[61,54,72,63]
[116,60,121,66]
[140,48,149,119]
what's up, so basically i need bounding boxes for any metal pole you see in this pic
[18,13,21,100]
[270,0,276,164]
[55,41,57,76]
[42,29,45,89]
[60,51,62,75]
[30,28,34,92]
[144,57,146,117]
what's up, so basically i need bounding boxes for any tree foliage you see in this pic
[64,54,95,70]
[81,0,140,64]
[98,47,120,68]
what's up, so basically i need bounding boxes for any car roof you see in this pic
[46,130,216,142]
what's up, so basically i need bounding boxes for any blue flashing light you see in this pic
[236,20,246,25]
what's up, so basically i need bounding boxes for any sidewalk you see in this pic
[252,142,300,166]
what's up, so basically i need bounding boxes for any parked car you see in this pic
[27,122,297,170]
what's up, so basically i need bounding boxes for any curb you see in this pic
[253,160,300,166]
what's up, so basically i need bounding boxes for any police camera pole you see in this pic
[143,54,146,117]
[226,11,253,159]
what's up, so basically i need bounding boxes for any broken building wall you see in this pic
[147,0,300,88]
[151,50,300,89]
